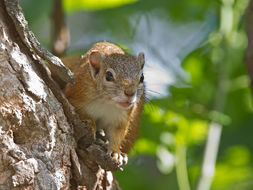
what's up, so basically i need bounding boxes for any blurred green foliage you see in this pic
[20,0,253,189]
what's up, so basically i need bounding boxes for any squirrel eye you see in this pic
[106,71,114,81]
[140,73,144,83]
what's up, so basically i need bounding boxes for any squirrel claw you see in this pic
[96,129,105,139]
[109,151,128,166]
[95,129,109,146]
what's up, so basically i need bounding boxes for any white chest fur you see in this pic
[81,99,128,130]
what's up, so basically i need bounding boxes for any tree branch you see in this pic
[51,0,69,57]
[197,123,222,190]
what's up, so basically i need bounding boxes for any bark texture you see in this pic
[0,3,74,189]
[0,0,121,189]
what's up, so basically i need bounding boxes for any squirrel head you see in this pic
[88,50,145,109]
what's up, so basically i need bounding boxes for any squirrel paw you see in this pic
[109,151,128,167]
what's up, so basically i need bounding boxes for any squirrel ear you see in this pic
[89,50,104,77]
[137,52,145,69]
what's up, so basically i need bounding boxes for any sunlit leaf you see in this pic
[223,146,251,166]
[213,146,253,190]
[133,138,157,155]
[63,0,138,12]
[188,120,208,144]
[183,56,204,85]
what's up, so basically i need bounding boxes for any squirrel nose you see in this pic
[124,90,135,97]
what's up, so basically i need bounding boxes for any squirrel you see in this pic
[62,42,145,165]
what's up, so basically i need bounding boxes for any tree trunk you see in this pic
[0,0,121,189]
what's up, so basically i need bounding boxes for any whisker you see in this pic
[89,92,106,102]
[146,89,162,95]
[142,96,157,113]
[145,93,155,99]
[145,97,152,102]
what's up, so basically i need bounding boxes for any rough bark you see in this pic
[0,0,121,189]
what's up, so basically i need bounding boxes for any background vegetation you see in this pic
[20,0,253,189]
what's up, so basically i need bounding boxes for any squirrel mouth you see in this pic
[118,101,132,108]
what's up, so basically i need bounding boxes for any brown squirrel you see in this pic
[62,42,145,165]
